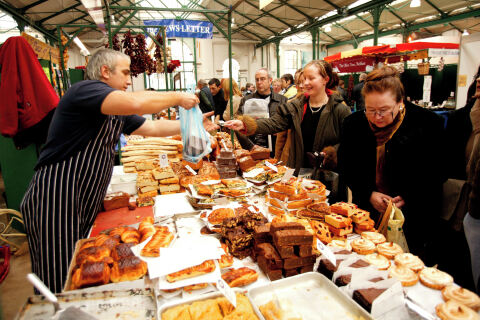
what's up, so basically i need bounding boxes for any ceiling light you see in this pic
[80,0,102,10]
[73,37,90,56]
[410,0,421,8]
[324,24,332,32]
[463,29,469,36]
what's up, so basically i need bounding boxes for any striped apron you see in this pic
[20,115,123,293]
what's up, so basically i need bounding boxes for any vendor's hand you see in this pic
[223,120,244,131]
[392,196,405,208]
[203,111,219,131]
[177,92,199,109]
[370,191,393,213]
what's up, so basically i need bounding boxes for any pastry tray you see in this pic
[16,288,156,320]
[247,272,373,320]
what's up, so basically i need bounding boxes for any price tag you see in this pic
[264,161,278,172]
[184,165,197,175]
[158,153,169,168]
[316,239,336,266]
[216,277,236,308]
[281,168,295,183]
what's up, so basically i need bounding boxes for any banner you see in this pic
[21,32,60,65]
[331,56,376,73]
[144,19,213,39]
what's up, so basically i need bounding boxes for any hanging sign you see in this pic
[428,48,459,57]
[331,56,376,73]
[144,20,213,39]
[21,32,60,64]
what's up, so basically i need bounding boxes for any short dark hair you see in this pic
[246,82,254,89]
[208,78,220,86]
[281,73,294,85]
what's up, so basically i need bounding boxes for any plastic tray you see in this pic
[247,272,373,320]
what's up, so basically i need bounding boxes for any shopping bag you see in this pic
[179,106,212,163]
[387,205,409,253]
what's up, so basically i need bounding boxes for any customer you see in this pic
[209,78,227,121]
[338,66,445,262]
[20,49,217,293]
[352,73,367,111]
[238,68,287,153]
[225,60,350,179]
[196,79,214,113]
[272,78,282,94]
[220,78,243,121]
[337,79,348,104]
[281,73,297,100]
[244,82,255,96]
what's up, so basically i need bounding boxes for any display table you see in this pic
[90,206,154,237]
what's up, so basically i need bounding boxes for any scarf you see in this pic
[368,106,406,193]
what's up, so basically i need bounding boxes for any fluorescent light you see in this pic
[80,0,102,9]
[410,0,421,8]
[73,37,90,56]
[324,24,332,32]
[463,29,469,36]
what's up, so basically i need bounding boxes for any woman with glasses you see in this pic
[338,66,445,262]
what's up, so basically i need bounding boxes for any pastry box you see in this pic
[247,272,373,320]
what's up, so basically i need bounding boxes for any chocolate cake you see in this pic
[353,288,387,312]
[216,149,237,179]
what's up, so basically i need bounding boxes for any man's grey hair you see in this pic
[86,49,130,80]
[359,73,367,81]
[198,79,208,87]
[256,67,272,79]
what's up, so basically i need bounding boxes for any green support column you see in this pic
[193,37,198,85]
[310,28,317,60]
[162,28,169,91]
[370,6,384,46]
[56,26,67,96]
[275,40,280,78]
[228,10,234,146]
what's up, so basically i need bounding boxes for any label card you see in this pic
[316,239,336,265]
[216,278,236,308]
[264,161,278,172]
[281,168,295,183]
[185,165,197,175]
[158,153,169,168]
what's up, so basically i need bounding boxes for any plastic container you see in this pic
[110,173,137,195]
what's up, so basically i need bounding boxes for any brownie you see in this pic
[217,157,237,166]
[353,288,387,312]
[296,245,312,257]
[270,222,304,235]
[317,259,343,279]
[257,257,283,281]
[255,243,283,269]
[257,254,283,270]
[273,229,313,246]
[253,224,271,243]
[349,259,369,268]
[276,245,295,258]
[299,264,314,274]
[283,268,299,277]
[335,274,352,287]
[229,246,252,259]
[284,255,316,269]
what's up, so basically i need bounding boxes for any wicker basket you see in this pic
[417,62,430,75]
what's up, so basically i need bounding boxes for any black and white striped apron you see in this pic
[20,115,123,293]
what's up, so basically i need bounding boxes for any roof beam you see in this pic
[229,3,285,31]
[256,0,395,48]
[38,1,82,24]
[243,0,293,29]
[20,0,49,13]
[386,5,407,24]
[277,0,314,22]
[422,0,463,33]
[327,8,480,48]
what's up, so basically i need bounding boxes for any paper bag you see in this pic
[387,205,409,253]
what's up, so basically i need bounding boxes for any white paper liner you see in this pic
[174,217,206,239]
[243,168,265,178]
[188,184,210,199]
[333,264,378,284]
[181,283,217,299]
[404,281,445,316]
[153,193,196,217]
[200,180,222,185]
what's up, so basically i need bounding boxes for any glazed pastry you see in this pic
[327,239,352,251]
[419,267,454,290]
[361,232,386,245]
[365,253,390,270]
[351,238,376,255]
[75,246,112,267]
[110,256,147,283]
[120,227,141,244]
[94,234,119,250]
[436,300,480,320]
[166,260,216,283]
[208,208,235,225]
[389,265,419,287]
[442,286,480,311]
[138,216,156,243]
[377,242,404,259]
[221,267,258,287]
[394,253,425,272]
[140,228,174,257]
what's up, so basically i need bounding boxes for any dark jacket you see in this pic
[467,127,480,219]
[213,88,228,120]
[352,81,365,111]
[338,102,446,255]
[242,93,350,178]
[198,86,214,113]
[239,91,287,150]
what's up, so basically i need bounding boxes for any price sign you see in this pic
[216,278,236,308]
[185,165,197,175]
[316,239,336,265]
[281,168,295,183]
[158,153,169,168]
[264,161,278,172]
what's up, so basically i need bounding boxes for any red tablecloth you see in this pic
[89,206,154,237]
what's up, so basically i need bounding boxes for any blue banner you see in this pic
[144,19,213,39]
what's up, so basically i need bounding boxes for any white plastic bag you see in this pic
[179,106,212,163]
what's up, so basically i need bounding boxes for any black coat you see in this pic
[352,81,365,111]
[213,88,228,120]
[198,86,214,114]
[338,102,446,255]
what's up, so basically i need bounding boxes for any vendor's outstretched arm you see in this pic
[101,91,199,115]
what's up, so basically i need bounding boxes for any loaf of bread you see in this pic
[103,192,130,211]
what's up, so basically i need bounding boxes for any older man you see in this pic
[197,79,214,113]
[20,49,215,292]
[239,68,287,153]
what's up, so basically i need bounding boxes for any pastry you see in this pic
[120,227,141,244]
[109,226,126,239]
[188,299,223,320]
[394,253,425,272]
[161,305,191,320]
[442,286,480,311]
[325,214,352,229]
[436,300,480,320]
[273,178,302,195]
[420,267,454,290]
[183,283,208,292]
[354,218,376,233]
[351,238,376,255]
[71,261,110,290]
[377,242,404,259]
[268,205,285,216]
[138,216,156,243]
[219,189,248,197]
[269,190,308,201]
[166,260,216,283]
[306,202,331,215]
[141,227,174,257]
[111,243,135,261]
[328,239,352,251]
[208,208,235,225]
[389,265,419,286]
[328,224,353,237]
[94,234,119,250]
[218,244,234,269]
[110,256,147,283]
[75,246,112,267]
[351,209,370,224]
[310,220,333,244]
[220,179,247,189]
[193,183,214,196]
[361,232,386,245]
[330,202,357,217]
[365,253,391,270]
[221,267,258,287]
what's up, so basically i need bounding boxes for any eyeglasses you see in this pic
[364,109,393,118]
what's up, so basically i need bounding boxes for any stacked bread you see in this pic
[215,149,237,179]
[234,146,271,173]
[135,165,181,206]
[254,222,315,280]
[121,137,183,173]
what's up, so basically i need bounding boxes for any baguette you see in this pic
[122,145,178,151]
[166,260,216,282]
[128,137,182,145]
